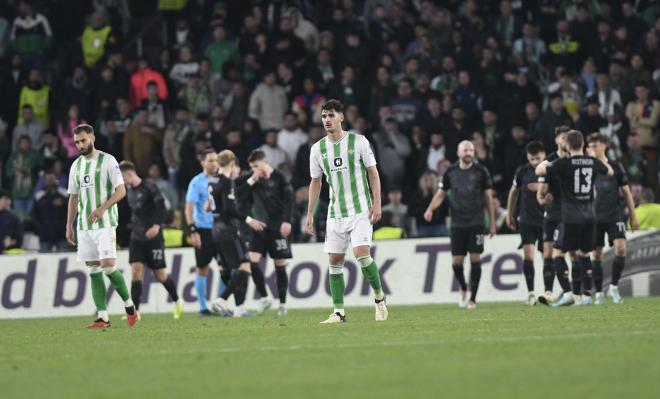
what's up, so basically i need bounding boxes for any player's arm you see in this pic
[485,188,496,237]
[506,185,519,231]
[66,194,78,245]
[367,165,382,224]
[90,183,126,224]
[146,185,166,239]
[424,188,445,222]
[281,179,295,237]
[621,185,639,231]
[219,180,265,231]
[305,177,322,235]
[534,160,550,176]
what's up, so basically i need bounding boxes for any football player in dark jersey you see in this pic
[536,131,613,307]
[424,140,496,309]
[506,141,546,306]
[120,161,183,319]
[586,133,639,304]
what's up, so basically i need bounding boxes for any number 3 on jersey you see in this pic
[573,168,593,194]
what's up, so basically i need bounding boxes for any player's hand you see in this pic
[280,222,292,238]
[305,215,315,236]
[630,217,640,231]
[489,223,497,238]
[540,193,554,205]
[66,225,76,245]
[146,224,161,239]
[247,217,267,231]
[506,216,516,231]
[370,204,382,224]
[203,201,210,212]
[190,232,202,249]
[423,209,433,222]
[88,207,105,224]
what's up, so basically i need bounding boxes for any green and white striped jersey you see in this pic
[67,151,124,231]
[310,131,376,218]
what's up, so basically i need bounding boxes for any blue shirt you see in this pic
[185,172,213,229]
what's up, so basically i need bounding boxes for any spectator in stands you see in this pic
[6,135,42,219]
[129,58,168,108]
[389,78,425,133]
[278,111,307,170]
[10,0,52,69]
[410,170,447,237]
[61,66,92,120]
[111,97,133,159]
[32,170,67,252]
[204,26,239,75]
[39,130,67,169]
[292,78,325,124]
[178,72,211,116]
[146,164,177,212]
[224,127,250,168]
[259,129,289,178]
[592,72,622,118]
[372,117,412,191]
[577,96,606,135]
[444,106,471,162]
[548,19,580,71]
[123,109,162,176]
[512,22,546,66]
[223,81,250,129]
[0,53,23,129]
[81,8,117,69]
[162,106,191,189]
[373,210,405,240]
[288,7,319,53]
[634,188,660,230]
[292,125,323,190]
[57,104,87,163]
[0,190,23,253]
[626,83,660,193]
[383,187,410,235]
[191,112,222,151]
[12,104,44,151]
[18,68,51,127]
[537,93,572,152]
[425,131,445,173]
[141,81,168,129]
[248,70,288,131]
[328,65,366,113]
[169,44,200,88]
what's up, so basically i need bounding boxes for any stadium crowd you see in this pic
[1,0,660,254]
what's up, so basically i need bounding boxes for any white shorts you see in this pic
[77,227,117,262]
[324,212,373,254]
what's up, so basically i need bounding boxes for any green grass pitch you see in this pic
[2,298,660,399]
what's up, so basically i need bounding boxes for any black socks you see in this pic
[250,262,268,298]
[554,257,572,292]
[612,256,625,286]
[543,258,555,292]
[131,280,142,311]
[275,265,288,304]
[593,260,603,292]
[452,264,468,291]
[469,262,482,302]
[161,276,179,302]
[523,260,534,292]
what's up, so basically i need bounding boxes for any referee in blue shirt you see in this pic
[185,149,220,315]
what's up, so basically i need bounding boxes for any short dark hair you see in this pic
[321,99,344,114]
[22,104,33,110]
[526,140,545,155]
[587,132,608,145]
[566,130,584,150]
[0,189,10,200]
[555,125,570,136]
[247,149,266,163]
[201,148,216,160]
[73,124,94,135]
[641,187,656,203]
[119,161,136,172]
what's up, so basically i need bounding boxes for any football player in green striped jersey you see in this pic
[306,100,389,323]
[66,124,138,328]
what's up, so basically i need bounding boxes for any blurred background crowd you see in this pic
[1,0,659,253]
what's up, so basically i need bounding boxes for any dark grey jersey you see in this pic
[126,180,166,241]
[441,162,493,227]
[594,159,628,223]
[513,163,544,227]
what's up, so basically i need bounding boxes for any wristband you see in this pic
[189,225,197,234]
[245,216,253,224]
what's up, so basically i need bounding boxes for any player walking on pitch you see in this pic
[586,133,639,304]
[120,161,184,319]
[306,99,388,323]
[65,124,138,328]
[424,140,496,309]
[506,141,547,305]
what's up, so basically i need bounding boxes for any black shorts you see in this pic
[213,228,249,269]
[554,222,595,253]
[128,238,166,269]
[450,226,485,256]
[519,223,543,252]
[249,229,293,259]
[194,228,217,267]
[594,221,627,247]
[542,218,559,243]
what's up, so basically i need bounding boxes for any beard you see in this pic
[461,155,473,164]
[79,143,94,156]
